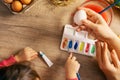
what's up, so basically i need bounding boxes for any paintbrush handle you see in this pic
[99,0,120,14]
[76,73,80,80]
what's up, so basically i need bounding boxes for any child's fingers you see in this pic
[96,41,102,66]
[24,47,33,51]
[78,63,80,69]
[24,47,37,54]
[75,61,80,72]
[68,53,73,59]
[27,52,38,58]
[111,50,120,68]
[31,54,38,60]
[28,49,37,54]
[72,56,76,61]
[102,42,111,66]
[32,51,38,55]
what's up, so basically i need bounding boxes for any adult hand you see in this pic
[76,8,117,42]
[96,41,120,80]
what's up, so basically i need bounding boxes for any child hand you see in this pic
[96,41,120,80]
[14,47,38,62]
[65,53,80,79]
[76,8,117,42]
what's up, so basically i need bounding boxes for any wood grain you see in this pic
[0,0,120,80]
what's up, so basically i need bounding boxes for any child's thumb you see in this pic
[82,19,97,30]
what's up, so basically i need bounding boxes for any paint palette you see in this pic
[60,24,96,56]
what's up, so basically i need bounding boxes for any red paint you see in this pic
[84,4,108,22]
[85,43,90,53]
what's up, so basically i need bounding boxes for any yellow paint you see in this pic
[79,42,85,51]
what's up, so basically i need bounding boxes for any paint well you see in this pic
[68,40,73,49]
[74,41,79,50]
[62,38,68,49]
[85,43,90,53]
[91,45,95,54]
[79,42,85,52]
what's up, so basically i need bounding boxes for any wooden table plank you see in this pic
[0,0,120,80]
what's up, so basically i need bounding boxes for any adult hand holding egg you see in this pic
[74,8,116,42]
[73,9,87,31]
[73,10,87,26]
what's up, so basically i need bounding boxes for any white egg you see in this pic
[73,10,87,25]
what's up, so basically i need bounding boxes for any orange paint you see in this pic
[85,4,108,22]
[62,38,68,48]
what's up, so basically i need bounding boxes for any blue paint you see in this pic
[68,40,73,49]
[74,41,78,50]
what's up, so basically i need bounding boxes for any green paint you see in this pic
[91,45,95,54]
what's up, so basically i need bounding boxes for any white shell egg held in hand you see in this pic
[73,10,87,25]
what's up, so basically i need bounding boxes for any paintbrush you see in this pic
[99,0,120,14]
[76,73,81,80]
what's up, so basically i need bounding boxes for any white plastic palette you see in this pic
[60,24,96,56]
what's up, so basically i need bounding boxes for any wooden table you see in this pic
[0,0,120,80]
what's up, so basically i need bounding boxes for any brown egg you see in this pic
[11,1,23,12]
[4,0,13,4]
[20,0,32,5]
